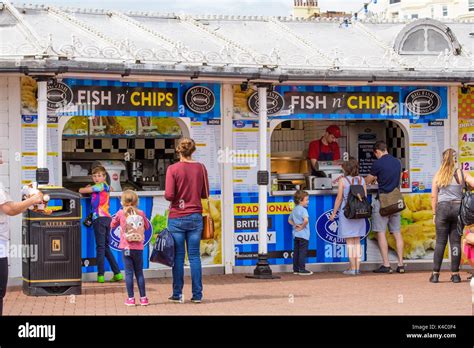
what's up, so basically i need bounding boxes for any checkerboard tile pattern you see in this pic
[386,121,407,168]
[62,138,177,160]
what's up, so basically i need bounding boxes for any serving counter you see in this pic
[80,192,156,274]
[80,188,222,274]
[271,185,380,197]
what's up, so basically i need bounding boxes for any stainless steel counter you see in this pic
[272,189,376,196]
[271,186,412,197]
[109,191,165,197]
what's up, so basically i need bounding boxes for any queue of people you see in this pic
[292,142,474,283]
[1,137,474,311]
[78,137,207,306]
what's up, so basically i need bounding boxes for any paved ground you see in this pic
[4,271,473,316]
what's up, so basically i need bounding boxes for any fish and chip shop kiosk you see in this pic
[20,77,457,276]
[20,78,224,276]
[231,84,452,269]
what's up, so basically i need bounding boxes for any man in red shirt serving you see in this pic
[307,125,341,175]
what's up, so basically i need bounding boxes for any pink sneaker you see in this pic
[139,297,149,306]
[124,298,136,306]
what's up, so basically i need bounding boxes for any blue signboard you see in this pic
[266,85,448,121]
[80,196,153,273]
[234,194,371,266]
[57,79,221,120]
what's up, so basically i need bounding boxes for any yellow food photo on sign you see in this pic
[90,117,136,136]
[200,197,222,265]
[63,116,89,136]
[233,85,255,117]
[385,194,448,259]
[21,77,38,113]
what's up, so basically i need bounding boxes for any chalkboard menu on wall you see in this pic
[358,142,376,176]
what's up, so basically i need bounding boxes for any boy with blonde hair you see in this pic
[80,166,122,283]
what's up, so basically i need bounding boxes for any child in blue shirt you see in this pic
[288,190,312,275]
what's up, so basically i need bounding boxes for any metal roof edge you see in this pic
[0,60,472,83]
[9,3,474,25]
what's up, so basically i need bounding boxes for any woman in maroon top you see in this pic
[165,137,209,303]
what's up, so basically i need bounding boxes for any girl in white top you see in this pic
[0,153,43,316]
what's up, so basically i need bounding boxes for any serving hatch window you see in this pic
[270,119,408,176]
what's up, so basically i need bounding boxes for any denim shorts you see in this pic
[371,199,401,233]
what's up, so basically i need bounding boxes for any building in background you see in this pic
[373,0,474,20]
[293,0,320,19]
[318,11,352,19]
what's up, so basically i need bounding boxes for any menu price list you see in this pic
[409,123,444,192]
[21,116,59,185]
[191,120,222,192]
[233,122,260,193]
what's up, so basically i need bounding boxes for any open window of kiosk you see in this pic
[269,119,409,193]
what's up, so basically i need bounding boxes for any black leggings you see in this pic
[433,201,461,273]
[0,257,7,316]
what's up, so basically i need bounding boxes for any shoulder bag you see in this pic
[378,187,406,217]
[201,164,214,240]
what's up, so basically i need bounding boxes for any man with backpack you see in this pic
[365,141,405,274]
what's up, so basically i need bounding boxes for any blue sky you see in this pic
[16,0,370,15]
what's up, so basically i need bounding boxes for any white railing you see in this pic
[1,37,473,72]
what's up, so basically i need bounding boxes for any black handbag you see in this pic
[458,170,474,235]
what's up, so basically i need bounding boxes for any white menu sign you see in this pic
[191,120,222,192]
[233,121,260,193]
[21,115,59,185]
[409,122,444,192]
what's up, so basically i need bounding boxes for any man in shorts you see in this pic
[365,141,405,274]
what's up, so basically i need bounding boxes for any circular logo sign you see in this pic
[22,115,35,123]
[185,86,215,114]
[315,209,371,245]
[47,81,73,110]
[109,216,153,251]
[233,120,245,128]
[112,173,119,181]
[248,91,284,115]
[405,89,441,116]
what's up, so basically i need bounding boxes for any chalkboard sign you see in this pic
[358,142,376,176]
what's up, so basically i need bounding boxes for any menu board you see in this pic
[63,116,89,136]
[90,116,136,137]
[191,120,222,192]
[233,121,260,193]
[137,117,182,137]
[409,122,444,192]
[358,142,376,176]
[21,115,59,185]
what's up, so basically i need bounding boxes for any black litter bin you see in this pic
[22,186,82,296]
